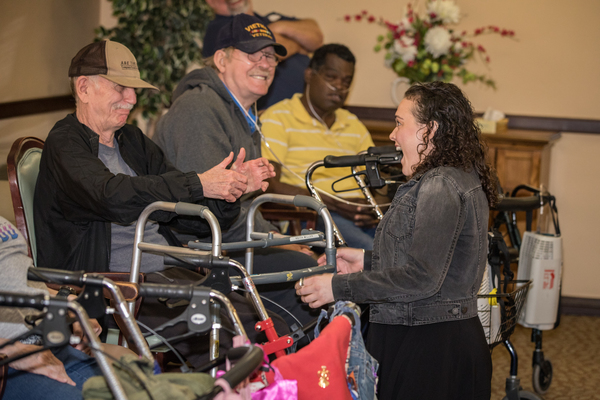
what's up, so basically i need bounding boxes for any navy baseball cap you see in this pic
[215,14,287,57]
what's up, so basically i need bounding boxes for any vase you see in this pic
[390,76,411,106]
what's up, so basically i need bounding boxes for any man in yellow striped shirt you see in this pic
[260,44,378,249]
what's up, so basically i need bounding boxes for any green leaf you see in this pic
[97,0,211,120]
[393,59,406,74]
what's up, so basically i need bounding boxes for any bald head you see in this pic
[206,0,252,16]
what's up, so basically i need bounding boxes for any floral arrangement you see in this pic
[344,1,516,88]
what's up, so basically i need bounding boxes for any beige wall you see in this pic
[548,133,600,299]
[0,0,100,165]
[254,0,600,119]
[1,0,598,298]
[0,1,100,103]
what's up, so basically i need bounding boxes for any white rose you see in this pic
[424,26,452,58]
[393,37,418,63]
[427,0,460,24]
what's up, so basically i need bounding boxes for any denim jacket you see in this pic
[332,166,489,326]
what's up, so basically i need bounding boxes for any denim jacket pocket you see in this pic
[383,198,416,242]
[378,198,415,269]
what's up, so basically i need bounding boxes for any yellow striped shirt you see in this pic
[260,93,374,198]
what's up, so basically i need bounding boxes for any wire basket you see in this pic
[478,280,531,349]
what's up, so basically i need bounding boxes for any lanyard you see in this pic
[223,84,257,133]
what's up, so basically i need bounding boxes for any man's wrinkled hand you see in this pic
[231,148,276,193]
[8,343,76,386]
[199,152,248,202]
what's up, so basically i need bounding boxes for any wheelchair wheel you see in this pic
[532,358,553,394]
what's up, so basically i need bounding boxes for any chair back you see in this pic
[0,353,7,400]
[7,137,44,262]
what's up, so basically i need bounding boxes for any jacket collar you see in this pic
[69,112,127,157]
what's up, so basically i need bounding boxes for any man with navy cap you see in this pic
[203,0,323,109]
[156,14,289,244]
[155,14,320,327]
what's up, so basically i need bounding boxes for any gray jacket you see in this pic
[332,167,488,326]
[154,67,275,241]
[155,67,262,172]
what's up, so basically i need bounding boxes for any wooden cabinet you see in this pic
[485,130,559,236]
[483,129,559,195]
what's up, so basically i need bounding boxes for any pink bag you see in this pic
[251,365,298,400]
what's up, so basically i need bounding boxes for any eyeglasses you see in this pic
[246,50,279,66]
[313,70,352,94]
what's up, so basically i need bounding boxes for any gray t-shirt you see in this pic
[98,140,168,273]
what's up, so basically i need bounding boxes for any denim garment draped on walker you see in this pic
[315,301,379,400]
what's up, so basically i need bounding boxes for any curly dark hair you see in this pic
[404,81,499,207]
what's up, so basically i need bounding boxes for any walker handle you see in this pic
[0,292,47,310]
[138,283,197,300]
[174,202,209,217]
[27,267,86,286]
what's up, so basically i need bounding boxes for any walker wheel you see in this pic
[532,359,553,394]
[502,390,543,400]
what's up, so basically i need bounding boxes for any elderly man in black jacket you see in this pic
[33,40,277,367]
[34,39,274,274]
